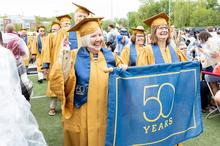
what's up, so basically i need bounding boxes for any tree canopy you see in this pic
[126,0,220,29]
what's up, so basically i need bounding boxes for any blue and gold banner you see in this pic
[106,62,203,146]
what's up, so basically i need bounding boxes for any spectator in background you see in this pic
[207,26,218,37]
[198,31,220,95]
[213,64,220,105]
[119,27,130,38]
[186,30,201,60]
[106,23,118,51]
[3,23,29,60]
[178,41,188,58]
[2,24,33,101]
[114,34,129,55]
[198,31,220,70]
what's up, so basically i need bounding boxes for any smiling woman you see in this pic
[49,17,127,146]
[143,12,187,146]
[80,27,104,54]
[150,24,171,46]
[120,25,149,66]
[143,12,187,64]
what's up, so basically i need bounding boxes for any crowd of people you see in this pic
[1,2,220,146]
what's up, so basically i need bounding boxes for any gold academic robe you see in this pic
[42,33,57,97]
[49,49,123,146]
[48,28,81,97]
[51,28,81,65]
[23,36,33,66]
[146,45,188,64]
[42,34,51,66]
[120,44,149,66]
[31,35,47,72]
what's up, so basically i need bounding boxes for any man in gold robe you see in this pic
[47,4,94,115]
[42,21,61,115]
[31,25,47,83]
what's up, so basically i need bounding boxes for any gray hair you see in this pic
[80,34,91,48]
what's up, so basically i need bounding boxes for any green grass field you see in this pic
[29,75,220,146]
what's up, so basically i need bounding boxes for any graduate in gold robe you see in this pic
[121,26,149,66]
[41,21,61,115]
[143,12,186,146]
[52,14,76,58]
[143,12,187,64]
[48,4,95,115]
[50,17,127,146]
[45,14,74,116]
[20,28,33,69]
[52,3,95,57]
[31,25,47,83]
[72,2,95,23]
[42,21,61,71]
[52,3,94,59]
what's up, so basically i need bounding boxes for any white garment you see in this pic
[200,36,220,68]
[0,46,47,146]
[37,72,44,80]
[210,32,219,38]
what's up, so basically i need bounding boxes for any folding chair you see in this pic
[202,71,220,119]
